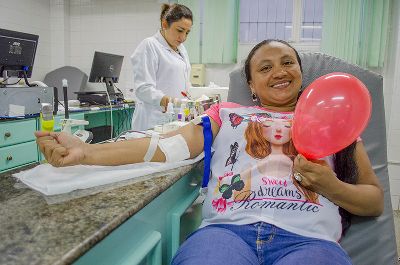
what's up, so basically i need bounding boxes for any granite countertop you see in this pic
[0,162,199,265]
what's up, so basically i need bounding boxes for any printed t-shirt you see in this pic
[201,102,342,243]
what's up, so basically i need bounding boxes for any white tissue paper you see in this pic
[14,154,204,196]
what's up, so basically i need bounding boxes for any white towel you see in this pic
[13,154,204,196]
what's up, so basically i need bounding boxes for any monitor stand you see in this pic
[1,70,19,85]
[104,77,118,102]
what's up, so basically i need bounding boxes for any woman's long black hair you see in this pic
[244,39,358,235]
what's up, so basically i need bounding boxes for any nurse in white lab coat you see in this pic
[130,3,193,130]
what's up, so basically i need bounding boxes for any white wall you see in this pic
[1,0,399,209]
[68,0,160,96]
[0,0,52,81]
[384,0,400,210]
[0,0,160,95]
[50,0,70,70]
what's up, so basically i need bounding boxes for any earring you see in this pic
[251,91,258,102]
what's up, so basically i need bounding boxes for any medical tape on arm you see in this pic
[158,134,190,162]
[143,134,160,162]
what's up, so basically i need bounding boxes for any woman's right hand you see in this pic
[160,96,170,112]
[160,96,182,112]
[35,131,86,167]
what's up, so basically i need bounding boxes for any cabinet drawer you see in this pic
[0,119,37,147]
[0,141,38,171]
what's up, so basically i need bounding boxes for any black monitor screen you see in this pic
[0,28,39,78]
[88,51,123,83]
[88,51,124,101]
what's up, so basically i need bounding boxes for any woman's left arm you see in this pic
[294,141,384,216]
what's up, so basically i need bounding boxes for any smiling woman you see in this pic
[244,39,303,112]
[35,39,384,265]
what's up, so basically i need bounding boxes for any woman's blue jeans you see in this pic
[171,222,352,265]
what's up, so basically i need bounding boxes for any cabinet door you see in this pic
[74,219,162,265]
[0,119,36,147]
[74,168,201,265]
[0,141,38,171]
[84,107,133,137]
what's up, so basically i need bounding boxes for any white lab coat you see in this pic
[130,31,191,130]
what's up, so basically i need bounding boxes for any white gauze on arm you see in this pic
[158,134,190,162]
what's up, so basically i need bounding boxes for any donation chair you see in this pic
[227,52,398,265]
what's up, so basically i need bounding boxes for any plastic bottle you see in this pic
[195,101,201,117]
[167,101,175,122]
[40,103,54,132]
[191,103,198,119]
[178,103,186,122]
[187,102,196,121]
[183,103,190,121]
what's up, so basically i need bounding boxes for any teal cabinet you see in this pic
[74,168,202,265]
[75,219,162,265]
[0,106,134,172]
[84,107,133,138]
[0,119,36,147]
[0,119,38,172]
[0,141,38,171]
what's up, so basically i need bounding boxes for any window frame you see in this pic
[238,0,321,52]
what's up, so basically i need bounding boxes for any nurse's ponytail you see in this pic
[160,3,193,27]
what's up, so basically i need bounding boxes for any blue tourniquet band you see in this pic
[201,115,213,188]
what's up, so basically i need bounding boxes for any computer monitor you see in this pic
[0,28,39,79]
[88,51,124,102]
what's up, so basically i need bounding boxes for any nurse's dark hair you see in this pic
[244,39,358,235]
[160,3,193,26]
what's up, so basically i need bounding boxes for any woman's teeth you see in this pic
[272,81,290,88]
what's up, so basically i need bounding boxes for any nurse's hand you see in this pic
[160,96,170,112]
[160,96,180,112]
[35,131,86,167]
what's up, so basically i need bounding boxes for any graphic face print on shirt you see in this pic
[212,112,319,214]
[262,118,292,146]
[252,118,295,178]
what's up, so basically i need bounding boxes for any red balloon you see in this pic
[292,72,372,159]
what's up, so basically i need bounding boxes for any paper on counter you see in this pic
[13,153,204,196]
